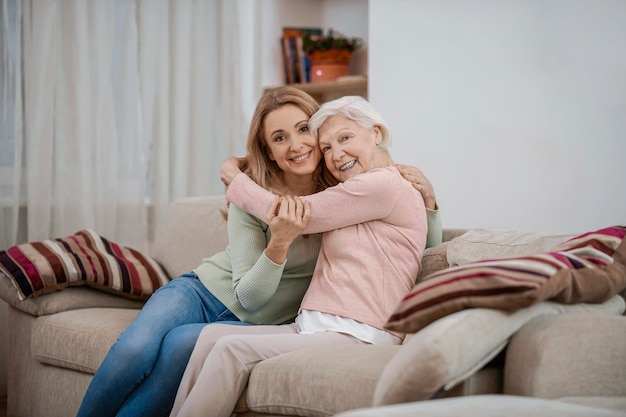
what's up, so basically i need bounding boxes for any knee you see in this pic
[212,335,256,364]
[110,331,156,363]
[152,277,197,302]
[163,324,205,357]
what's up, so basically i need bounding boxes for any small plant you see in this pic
[302,29,363,54]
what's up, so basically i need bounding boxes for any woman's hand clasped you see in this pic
[264,196,310,264]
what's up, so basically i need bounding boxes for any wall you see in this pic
[320,0,369,76]
[369,0,626,233]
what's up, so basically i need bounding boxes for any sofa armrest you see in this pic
[0,273,144,317]
[504,311,626,398]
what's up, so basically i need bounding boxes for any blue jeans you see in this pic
[75,272,246,417]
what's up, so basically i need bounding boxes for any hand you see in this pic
[264,196,311,264]
[396,164,437,210]
[220,157,247,187]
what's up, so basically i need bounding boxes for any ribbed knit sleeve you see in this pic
[426,207,442,248]
[227,203,287,312]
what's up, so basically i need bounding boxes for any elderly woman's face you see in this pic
[318,115,385,182]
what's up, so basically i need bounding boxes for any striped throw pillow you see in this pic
[0,229,170,300]
[386,226,626,334]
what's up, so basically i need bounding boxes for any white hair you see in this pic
[308,96,392,148]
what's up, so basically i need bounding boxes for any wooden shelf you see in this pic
[263,77,368,104]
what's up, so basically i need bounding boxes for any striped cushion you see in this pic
[0,229,170,300]
[386,226,626,334]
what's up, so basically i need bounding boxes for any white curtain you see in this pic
[1,0,259,251]
[0,0,261,400]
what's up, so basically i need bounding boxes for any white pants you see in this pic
[170,323,366,417]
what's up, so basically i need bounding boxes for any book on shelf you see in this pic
[281,27,322,84]
[281,37,295,84]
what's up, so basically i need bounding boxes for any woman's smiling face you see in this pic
[318,115,386,182]
[263,104,322,176]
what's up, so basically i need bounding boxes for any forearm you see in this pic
[226,169,407,235]
[425,206,442,248]
[264,239,290,264]
[227,204,284,312]
[226,173,276,221]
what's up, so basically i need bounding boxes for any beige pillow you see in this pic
[446,228,576,266]
[417,242,451,281]
[373,295,626,406]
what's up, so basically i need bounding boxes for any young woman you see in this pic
[76,88,440,417]
[170,96,429,417]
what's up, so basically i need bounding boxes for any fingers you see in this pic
[396,164,438,210]
[236,156,249,170]
[267,196,281,221]
[396,164,425,179]
[275,196,309,224]
[220,156,245,186]
[302,200,311,225]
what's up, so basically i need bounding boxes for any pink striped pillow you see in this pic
[0,229,170,300]
[386,226,626,334]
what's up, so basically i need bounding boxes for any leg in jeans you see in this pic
[170,324,365,417]
[76,273,240,417]
[117,321,249,417]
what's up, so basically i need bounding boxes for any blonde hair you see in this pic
[244,86,337,192]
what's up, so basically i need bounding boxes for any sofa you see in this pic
[0,195,625,417]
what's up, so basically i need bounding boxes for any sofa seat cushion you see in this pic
[244,344,399,417]
[31,308,138,374]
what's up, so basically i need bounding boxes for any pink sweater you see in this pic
[226,166,427,335]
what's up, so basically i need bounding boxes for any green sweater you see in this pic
[195,202,442,325]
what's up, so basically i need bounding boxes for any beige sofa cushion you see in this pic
[446,228,576,266]
[152,195,229,278]
[0,277,144,317]
[245,344,399,416]
[372,295,625,407]
[32,308,139,373]
[417,241,452,281]
[505,313,626,398]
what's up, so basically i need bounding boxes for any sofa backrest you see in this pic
[152,196,229,278]
[152,195,469,281]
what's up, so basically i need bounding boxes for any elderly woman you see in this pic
[169,96,429,417]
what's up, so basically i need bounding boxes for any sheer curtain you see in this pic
[1,0,260,399]
[1,0,258,250]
